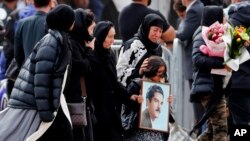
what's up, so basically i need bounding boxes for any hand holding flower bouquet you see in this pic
[223,24,250,71]
[200,21,226,57]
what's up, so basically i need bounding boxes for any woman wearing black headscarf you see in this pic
[89,21,137,141]
[66,8,96,141]
[0,4,75,141]
[116,13,168,87]
[191,6,228,141]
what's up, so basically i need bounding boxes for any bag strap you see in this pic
[80,76,87,98]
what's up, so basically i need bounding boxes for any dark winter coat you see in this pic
[65,36,92,103]
[90,21,132,141]
[190,27,224,102]
[90,49,130,121]
[8,30,69,122]
[228,1,250,89]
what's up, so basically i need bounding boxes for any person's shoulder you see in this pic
[191,0,204,9]
[150,10,166,21]
[193,26,202,41]
[122,37,138,51]
[143,8,169,25]
[141,108,147,116]
[17,14,35,25]
[8,9,20,19]
[129,78,142,87]
[119,3,137,14]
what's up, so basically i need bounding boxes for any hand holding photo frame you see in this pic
[139,80,170,132]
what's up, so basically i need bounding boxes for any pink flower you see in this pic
[199,21,226,58]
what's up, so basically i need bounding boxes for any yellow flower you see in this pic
[225,24,250,60]
[237,38,241,42]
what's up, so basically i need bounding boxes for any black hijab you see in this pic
[201,6,223,26]
[46,4,75,32]
[46,4,75,70]
[70,8,94,45]
[135,13,167,56]
[92,21,117,76]
[93,21,114,58]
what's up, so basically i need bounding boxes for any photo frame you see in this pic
[139,80,170,132]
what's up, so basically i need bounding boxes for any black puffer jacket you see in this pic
[190,27,224,102]
[8,30,68,122]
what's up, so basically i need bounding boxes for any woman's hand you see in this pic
[137,95,143,104]
[139,58,148,75]
[85,38,95,49]
[130,95,143,104]
[224,64,232,72]
[130,95,138,101]
[160,77,166,83]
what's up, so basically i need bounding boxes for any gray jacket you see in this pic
[14,11,47,68]
[176,0,204,80]
[141,109,152,128]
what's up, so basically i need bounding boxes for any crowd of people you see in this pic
[0,0,249,141]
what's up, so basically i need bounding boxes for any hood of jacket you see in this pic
[229,1,250,27]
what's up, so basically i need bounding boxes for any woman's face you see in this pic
[150,65,166,82]
[103,27,115,49]
[87,21,96,36]
[148,26,163,43]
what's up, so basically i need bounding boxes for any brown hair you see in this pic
[173,1,186,12]
[144,56,167,78]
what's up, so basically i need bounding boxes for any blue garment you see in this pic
[0,51,6,80]
[14,4,36,31]
[19,4,36,20]
[89,0,104,21]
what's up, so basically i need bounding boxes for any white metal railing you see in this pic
[172,38,194,130]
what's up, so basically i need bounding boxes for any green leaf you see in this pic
[239,32,250,41]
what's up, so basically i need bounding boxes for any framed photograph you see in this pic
[139,80,170,132]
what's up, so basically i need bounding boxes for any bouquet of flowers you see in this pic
[199,21,226,57]
[223,24,250,71]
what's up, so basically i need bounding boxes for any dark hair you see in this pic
[201,6,223,26]
[144,56,167,78]
[85,9,95,27]
[71,8,95,42]
[93,21,114,49]
[46,4,75,32]
[34,0,51,7]
[173,1,186,12]
[146,85,164,101]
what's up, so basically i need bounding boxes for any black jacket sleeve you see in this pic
[192,29,224,69]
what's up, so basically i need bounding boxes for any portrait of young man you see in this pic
[140,83,170,132]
